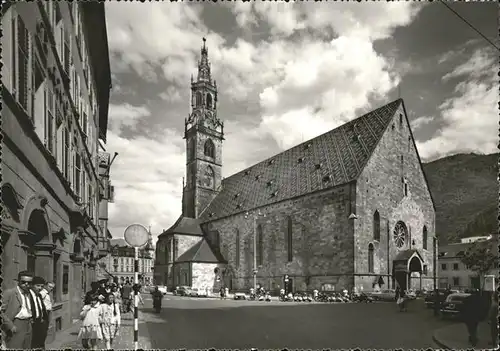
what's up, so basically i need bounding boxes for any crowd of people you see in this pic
[1,271,54,350]
[78,279,144,349]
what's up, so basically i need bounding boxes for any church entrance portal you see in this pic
[392,250,424,292]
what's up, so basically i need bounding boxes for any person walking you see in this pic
[488,290,498,347]
[31,276,49,349]
[78,295,103,350]
[2,271,38,349]
[121,282,132,313]
[84,282,100,305]
[461,289,486,347]
[100,294,121,350]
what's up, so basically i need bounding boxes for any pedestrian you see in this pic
[84,282,100,305]
[461,289,486,347]
[31,276,49,349]
[488,290,498,347]
[219,286,225,300]
[396,288,406,312]
[78,294,103,350]
[1,271,35,349]
[39,282,54,313]
[100,294,121,350]
[121,282,132,313]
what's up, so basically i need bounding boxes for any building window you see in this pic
[392,221,408,249]
[195,92,202,106]
[203,166,215,189]
[206,93,212,109]
[404,182,408,197]
[373,210,380,241]
[423,225,428,250]
[53,253,61,302]
[235,229,240,268]
[16,15,30,111]
[441,263,447,270]
[368,243,374,273]
[399,113,403,126]
[204,139,215,158]
[256,224,263,266]
[74,148,81,198]
[173,238,178,261]
[453,263,459,270]
[423,264,428,275]
[44,86,55,154]
[452,277,460,286]
[62,265,69,295]
[286,216,293,262]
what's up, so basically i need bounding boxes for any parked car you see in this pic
[405,290,417,300]
[371,289,396,301]
[440,292,470,319]
[174,286,191,296]
[424,289,459,308]
[234,292,246,300]
[188,287,200,297]
[149,285,167,295]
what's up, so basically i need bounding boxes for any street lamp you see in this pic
[244,209,265,291]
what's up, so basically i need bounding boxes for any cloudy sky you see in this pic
[103,1,498,243]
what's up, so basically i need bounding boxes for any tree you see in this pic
[459,239,497,288]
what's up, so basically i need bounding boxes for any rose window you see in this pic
[393,221,408,249]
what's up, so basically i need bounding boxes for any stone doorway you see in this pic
[392,250,424,292]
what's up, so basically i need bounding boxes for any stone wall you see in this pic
[174,234,203,260]
[354,105,436,292]
[203,183,356,292]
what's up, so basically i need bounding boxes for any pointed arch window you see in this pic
[204,139,215,158]
[206,93,212,109]
[286,216,293,262]
[368,243,374,273]
[235,229,240,268]
[423,225,428,250]
[373,210,380,241]
[203,166,215,189]
[256,224,263,266]
[195,92,202,107]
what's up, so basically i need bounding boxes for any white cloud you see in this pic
[417,48,498,161]
[108,103,151,134]
[159,86,182,103]
[106,129,185,241]
[411,116,433,131]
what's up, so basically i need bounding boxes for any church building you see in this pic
[154,39,437,294]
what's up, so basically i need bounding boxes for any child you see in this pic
[78,295,103,350]
[101,294,121,350]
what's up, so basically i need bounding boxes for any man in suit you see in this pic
[1,271,35,349]
[31,276,49,349]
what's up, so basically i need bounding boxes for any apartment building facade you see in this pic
[438,236,496,290]
[1,1,112,341]
[98,238,155,286]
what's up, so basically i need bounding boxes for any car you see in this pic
[424,289,458,309]
[440,293,470,319]
[188,287,199,297]
[371,289,396,302]
[405,290,417,300]
[234,292,246,300]
[149,285,167,295]
[174,286,191,296]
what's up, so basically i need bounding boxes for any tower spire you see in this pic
[198,37,211,82]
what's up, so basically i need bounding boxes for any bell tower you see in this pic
[183,38,224,218]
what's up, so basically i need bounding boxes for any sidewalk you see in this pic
[46,311,152,350]
[433,321,497,350]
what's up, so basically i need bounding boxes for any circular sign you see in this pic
[124,224,149,248]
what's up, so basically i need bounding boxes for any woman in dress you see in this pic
[101,294,121,349]
[78,295,103,350]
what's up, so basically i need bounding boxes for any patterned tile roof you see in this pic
[159,216,204,237]
[200,99,403,222]
[176,237,226,263]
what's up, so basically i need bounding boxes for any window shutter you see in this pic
[17,15,29,111]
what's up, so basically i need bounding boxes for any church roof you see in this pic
[159,216,204,237]
[200,99,403,222]
[175,237,227,263]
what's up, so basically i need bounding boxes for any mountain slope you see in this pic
[422,153,498,244]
